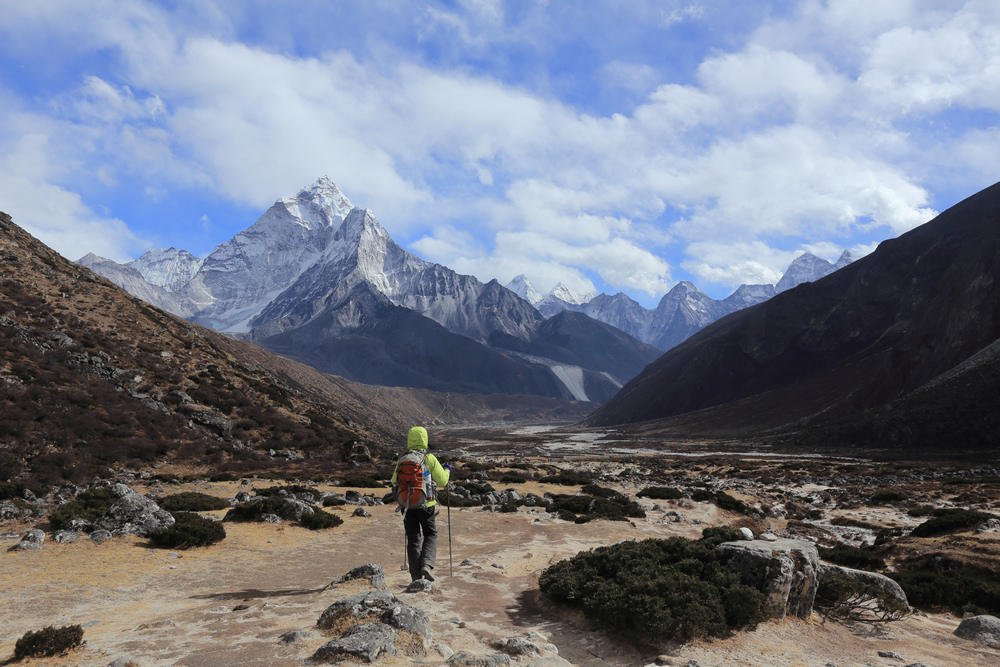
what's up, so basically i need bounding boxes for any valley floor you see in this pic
[3,435,1000,666]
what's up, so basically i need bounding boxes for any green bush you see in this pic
[907,506,935,517]
[539,530,763,641]
[13,625,84,660]
[0,481,47,501]
[540,473,592,486]
[209,472,238,482]
[818,545,886,571]
[224,496,290,522]
[691,489,749,515]
[254,484,315,497]
[637,487,684,500]
[500,473,527,484]
[815,574,908,622]
[581,484,626,499]
[322,496,347,507]
[891,559,1000,614]
[148,512,226,549]
[548,493,645,522]
[158,492,230,512]
[48,487,115,530]
[299,508,344,530]
[339,475,385,488]
[869,491,908,504]
[910,509,994,537]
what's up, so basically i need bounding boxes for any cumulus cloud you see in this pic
[2,0,993,302]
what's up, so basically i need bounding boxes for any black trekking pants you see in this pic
[403,506,438,581]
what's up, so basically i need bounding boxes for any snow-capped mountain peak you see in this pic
[547,282,595,305]
[505,274,543,304]
[126,247,203,292]
[277,176,353,231]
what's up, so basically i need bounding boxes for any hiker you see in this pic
[391,426,450,582]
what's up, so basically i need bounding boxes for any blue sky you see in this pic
[1,1,999,305]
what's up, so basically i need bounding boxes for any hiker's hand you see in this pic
[444,464,451,471]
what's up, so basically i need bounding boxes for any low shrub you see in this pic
[818,544,886,571]
[339,475,385,488]
[224,496,289,522]
[539,528,763,642]
[637,486,684,500]
[499,473,528,484]
[549,493,645,522]
[540,473,592,486]
[815,574,908,623]
[148,512,226,549]
[299,508,344,530]
[910,509,994,538]
[209,472,238,482]
[158,492,230,512]
[891,558,1000,614]
[254,484,315,498]
[691,489,749,515]
[581,484,626,499]
[322,496,347,507]
[0,481,47,501]
[13,625,84,660]
[48,487,115,530]
[869,491,908,504]
[452,481,495,495]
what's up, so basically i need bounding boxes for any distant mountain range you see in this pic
[586,179,1000,453]
[505,249,853,351]
[79,178,662,402]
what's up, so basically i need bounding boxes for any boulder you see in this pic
[406,579,433,593]
[718,539,819,619]
[739,527,754,540]
[447,652,511,667]
[818,564,908,606]
[318,590,431,646]
[954,615,1000,646]
[353,507,371,518]
[22,528,45,544]
[93,484,174,537]
[313,622,398,663]
[0,500,19,520]
[330,563,386,591]
[281,498,314,521]
[90,529,112,542]
[54,530,80,543]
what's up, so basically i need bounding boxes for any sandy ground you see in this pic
[3,480,999,667]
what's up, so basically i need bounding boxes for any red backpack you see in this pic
[395,450,435,510]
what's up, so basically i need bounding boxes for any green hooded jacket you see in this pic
[391,426,450,508]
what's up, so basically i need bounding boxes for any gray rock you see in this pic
[93,484,174,537]
[0,500,19,520]
[331,563,387,590]
[877,650,903,659]
[954,614,1000,646]
[759,532,779,541]
[279,629,312,643]
[494,637,543,656]
[975,518,1000,533]
[317,590,431,645]
[739,527,754,540]
[313,622,398,663]
[521,658,574,667]
[436,644,455,658]
[261,513,281,524]
[460,558,478,566]
[67,518,93,532]
[718,539,819,619]
[281,498,314,521]
[54,530,80,543]
[819,564,908,606]
[90,529,113,542]
[447,652,511,667]
[22,528,45,544]
[107,658,137,667]
[0,531,19,539]
[8,540,42,552]
[353,507,371,518]
[406,578,434,593]
[234,491,251,503]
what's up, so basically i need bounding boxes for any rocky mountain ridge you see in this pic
[80,178,660,403]
[586,179,1000,453]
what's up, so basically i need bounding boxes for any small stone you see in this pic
[208,606,230,613]
[353,507,371,518]
[436,644,455,658]
[446,651,511,667]
[491,562,506,570]
[279,630,310,644]
[758,532,778,541]
[261,513,281,524]
[107,658,138,667]
[54,530,79,543]
[739,527,754,540]
[233,604,250,611]
[877,651,903,659]
[406,578,433,593]
[655,656,675,666]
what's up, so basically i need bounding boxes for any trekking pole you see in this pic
[447,483,453,577]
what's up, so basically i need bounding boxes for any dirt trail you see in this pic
[2,482,998,666]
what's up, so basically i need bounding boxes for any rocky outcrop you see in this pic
[954,615,1000,646]
[818,563,908,606]
[328,563,386,591]
[313,622,398,663]
[718,539,819,619]
[93,484,174,537]
[316,587,431,660]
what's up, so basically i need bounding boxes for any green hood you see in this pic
[407,426,428,451]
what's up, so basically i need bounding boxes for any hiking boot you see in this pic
[420,568,435,582]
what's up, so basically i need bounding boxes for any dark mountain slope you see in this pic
[587,180,1000,450]
[258,282,570,397]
